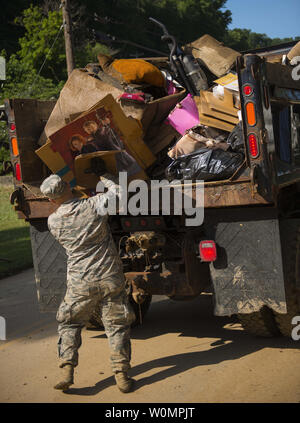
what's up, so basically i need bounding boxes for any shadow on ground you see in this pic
[66,294,299,396]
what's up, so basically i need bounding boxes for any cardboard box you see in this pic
[36,94,155,188]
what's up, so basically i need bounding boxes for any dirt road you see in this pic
[0,268,299,403]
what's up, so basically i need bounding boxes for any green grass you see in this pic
[0,182,33,278]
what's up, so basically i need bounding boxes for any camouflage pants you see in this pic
[56,274,135,373]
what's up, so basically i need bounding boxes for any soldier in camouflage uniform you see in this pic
[40,161,136,392]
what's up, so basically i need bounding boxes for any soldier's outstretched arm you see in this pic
[90,172,125,216]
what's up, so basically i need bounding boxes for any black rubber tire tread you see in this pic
[238,306,280,337]
[30,219,67,312]
[88,294,152,329]
[274,220,300,338]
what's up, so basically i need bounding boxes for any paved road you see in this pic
[0,268,299,403]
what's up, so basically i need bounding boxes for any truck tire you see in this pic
[88,294,152,329]
[273,220,300,338]
[238,306,280,337]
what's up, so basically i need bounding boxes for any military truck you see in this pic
[3,43,300,337]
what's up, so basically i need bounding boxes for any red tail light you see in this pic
[124,220,131,228]
[199,241,217,262]
[243,84,253,96]
[140,219,147,227]
[248,133,259,158]
[15,163,21,181]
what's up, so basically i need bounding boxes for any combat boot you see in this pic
[114,371,134,393]
[54,364,74,390]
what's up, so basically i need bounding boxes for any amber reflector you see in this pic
[11,137,19,156]
[245,102,256,126]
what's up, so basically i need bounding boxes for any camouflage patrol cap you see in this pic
[40,174,68,199]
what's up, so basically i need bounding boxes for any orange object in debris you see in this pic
[112,59,165,87]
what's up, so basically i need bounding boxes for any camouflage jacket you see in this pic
[48,173,124,284]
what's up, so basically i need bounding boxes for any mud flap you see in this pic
[30,220,67,312]
[209,219,287,316]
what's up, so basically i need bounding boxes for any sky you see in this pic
[223,0,300,39]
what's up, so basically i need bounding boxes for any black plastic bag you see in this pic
[227,122,245,153]
[165,147,244,181]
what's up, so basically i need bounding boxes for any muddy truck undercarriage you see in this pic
[4,48,300,338]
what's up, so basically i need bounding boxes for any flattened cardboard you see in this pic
[48,94,154,172]
[69,94,156,170]
[74,150,119,188]
[184,34,240,78]
[38,67,185,147]
[38,69,124,146]
[36,94,154,188]
[35,140,76,187]
[147,122,180,155]
[74,150,148,188]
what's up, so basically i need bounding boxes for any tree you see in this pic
[225,28,300,52]
[1,52,64,100]
[0,49,65,172]
[84,0,232,57]
[0,0,41,56]
[16,5,66,81]
[15,3,110,81]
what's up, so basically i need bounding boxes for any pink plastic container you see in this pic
[166,93,200,135]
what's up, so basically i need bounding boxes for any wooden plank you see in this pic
[197,112,235,132]
[203,182,270,207]
[197,93,239,125]
[200,89,239,116]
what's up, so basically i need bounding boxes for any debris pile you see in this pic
[35,19,300,188]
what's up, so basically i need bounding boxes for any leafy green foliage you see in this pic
[85,0,231,56]
[0,183,32,278]
[16,5,66,81]
[1,51,64,100]
[0,48,64,171]
[15,3,110,81]
[0,0,41,56]
[225,28,300,52]
[0,145,10,175]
